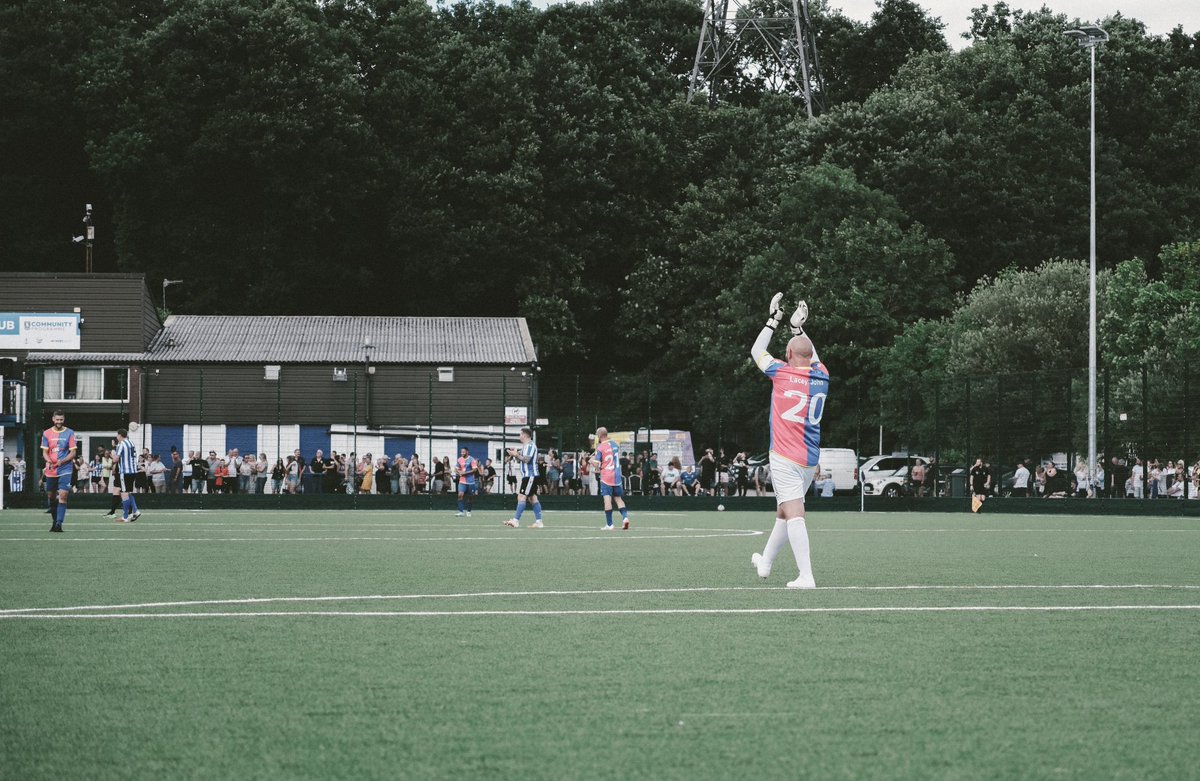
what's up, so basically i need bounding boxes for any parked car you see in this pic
[815,448,859,494]
[860,454,931,497]
[746,448,859,495]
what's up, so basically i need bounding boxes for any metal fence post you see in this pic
[501,373,507,498]
[1063,370,1070,470]
[932,380,941,497]
[965,378,972,467]
[1184,363,1191,498]
[428,372,434,511]
[1140,364,1149,498]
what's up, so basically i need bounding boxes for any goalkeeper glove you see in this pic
[765,292,784,330]
[789,300,808,336]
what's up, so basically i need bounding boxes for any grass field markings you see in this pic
[0,527,763,544]
[4,604,1200,620]
[813,528,1200,533]
[4,584,1197,615]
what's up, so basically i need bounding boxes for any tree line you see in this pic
[2,0,1197,450]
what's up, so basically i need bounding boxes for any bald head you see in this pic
[595,427,608,442]
[786,335,814,365]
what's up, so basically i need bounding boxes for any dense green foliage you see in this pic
[2,0,1197,447]
[2,508,1199,779]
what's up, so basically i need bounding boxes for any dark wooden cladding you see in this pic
[0,273,159,355]
[142,364,535,426]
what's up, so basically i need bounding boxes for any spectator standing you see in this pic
[74,457,89,493]
[169,451,183,493]
[698,449,716,496]
[1131,458,1144,499]
[147,454,166,493]
[285,455,301,493]
[717,449,731,497]
[732,452,749,497]
[239,454,254,493]
[562,453,577,496]
[911,459,927,497]
[90,452,104,493]
[1011,460,1030,498]
[190,451,210,494]
[394,456,409,495]
[1074,458,1091,498]
[432,457,446,494]
[412,457,428,494]
[969,458,990,512]
[308,450,326,494]
[98,449,111,493]
[579,452,594,495]
[271,459,286,494]
[256,454,269,494]
[547,451,561,496]
[483,459,497,494]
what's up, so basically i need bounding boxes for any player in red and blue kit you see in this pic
[749,294,829,588]
[593,427,629,530]
[455,448,479,517]
[41,410,77,533]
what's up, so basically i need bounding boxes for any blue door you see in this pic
[299,425,331,460]
[225,425,258,457]
[458,439,490,465]
[152,425,183,458]
[384,436,417,459]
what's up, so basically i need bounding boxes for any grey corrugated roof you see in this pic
[142,316,537,364]
[24,352,147,364]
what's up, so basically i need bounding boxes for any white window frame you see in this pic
[42,366,130,403]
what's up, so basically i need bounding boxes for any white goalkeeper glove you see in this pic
[765,292,784,330]
[789,300,808,336]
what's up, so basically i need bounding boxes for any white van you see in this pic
[815,448,858,494]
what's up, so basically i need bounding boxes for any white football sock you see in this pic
[786,517,813,582]
[761,519,789,567]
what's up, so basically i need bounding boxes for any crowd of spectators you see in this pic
[15,444,1193,501]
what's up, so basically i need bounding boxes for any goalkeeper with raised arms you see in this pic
[749,293,830,588]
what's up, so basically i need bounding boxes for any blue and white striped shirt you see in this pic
[116,439,137,476]
[520,442,538,479]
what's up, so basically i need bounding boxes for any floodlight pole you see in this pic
[1065,25,1107,498]
[1088,41,1097,498]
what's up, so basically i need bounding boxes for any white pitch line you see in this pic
[0,530,761,543]
[3,605,1200,620]
[2,584,1197,615]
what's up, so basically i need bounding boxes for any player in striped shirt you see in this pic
[115,428,142,523]
[593,427,629,531]
[503,427,544,528]
[41,410,76,532]
[749,294,829,588]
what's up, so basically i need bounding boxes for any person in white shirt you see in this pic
[1012,460,1031,497]
[147,454,167,493]
[1073,458,1090,498]
[1130,458,1144,499]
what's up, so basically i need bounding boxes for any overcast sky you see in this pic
[525,1,1200,51]
[830,0,1200,49]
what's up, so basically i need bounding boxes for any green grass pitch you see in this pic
[1,506,1198,779]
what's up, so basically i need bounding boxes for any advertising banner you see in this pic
[0,313,81,350]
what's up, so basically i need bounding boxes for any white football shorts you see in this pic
[770,453,817,504]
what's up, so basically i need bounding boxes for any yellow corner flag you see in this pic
[971,495,985,513]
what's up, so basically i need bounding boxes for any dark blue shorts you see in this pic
[46,468,74,494]
[600,482,623,498]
